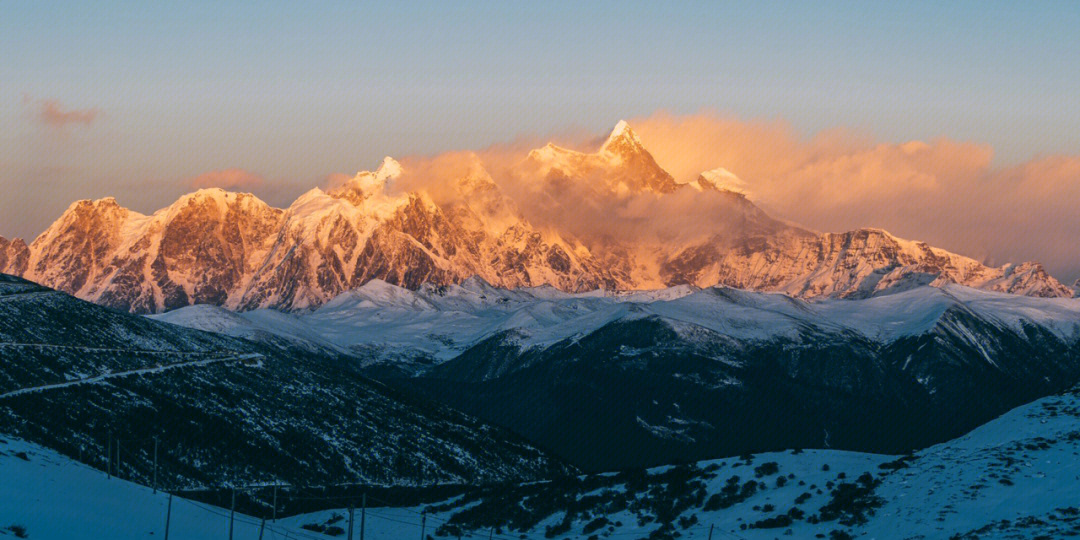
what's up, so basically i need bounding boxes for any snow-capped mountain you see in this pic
[4,191,285,313]
[153,277,1080,471]
[523,119,679,195]
[673,226,1072,299]
[693,166,754,197]
[155,277,1080,365]
[0,122,1071,313]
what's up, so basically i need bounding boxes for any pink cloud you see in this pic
[186,169,265,190]
[24,95,99,128]
[322,172,355,191]
[350,110,1080,281]
[627,110,1080,280]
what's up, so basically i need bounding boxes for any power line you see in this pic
[51,429,761,540]
[176,497,328,540]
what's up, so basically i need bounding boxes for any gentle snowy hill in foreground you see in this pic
[6,387,1080,539]
[0,437,314,540]
[280,387,1080,539]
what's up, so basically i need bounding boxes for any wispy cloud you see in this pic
[185,169,264,190]
[23,94,99,128]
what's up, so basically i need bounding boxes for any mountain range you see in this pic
[4,112,1080,535]
[153,276,1080,471]
[0,121,1072,314]
[0,273,570,488]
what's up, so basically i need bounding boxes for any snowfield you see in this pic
[0,437,316,540]
[283,387,1080,539]
[152,279,1080,367]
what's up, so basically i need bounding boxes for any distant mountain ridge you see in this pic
[154,277,1080,470]
[1,121,1072,313]
[0,272,571,487]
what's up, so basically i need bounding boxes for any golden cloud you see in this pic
[186,169,264,190]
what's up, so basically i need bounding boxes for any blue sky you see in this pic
[3,1,1080,241]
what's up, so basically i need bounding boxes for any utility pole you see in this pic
[152,437,159,494]
[360,493,366,540]
[164,493,172,540]
[347,505,355,540]
[229,488,236,540]
[420,511,426,540]
[707,524,713,540]
[116,439,122,479]
[272,484,278,522]
[106,437,111,479]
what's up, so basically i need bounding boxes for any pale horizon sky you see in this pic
[3,1,1080,280]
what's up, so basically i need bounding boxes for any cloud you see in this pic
[23,95,99,128]
[322,172,355,192]
[185,169,264,190]
[627,110,1080,282]
[349,136,796,260]
[335,110,1080,283]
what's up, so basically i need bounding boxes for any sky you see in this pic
[3,1,1080,280]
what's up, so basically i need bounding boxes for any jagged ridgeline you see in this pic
[394,285,1080,471]
[0,122,1072,314]
[0,274,572,489]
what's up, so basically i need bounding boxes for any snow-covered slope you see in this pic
[154,279,1080,364]
[147,303,347,356]
[7,387,1078,539]
[0,436,318,540]
[279,387,1080,539]
[693,167,754,197]
[0,273,572,490]
[1,122,1070,314]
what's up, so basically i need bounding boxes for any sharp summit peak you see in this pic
[600,119,644,153]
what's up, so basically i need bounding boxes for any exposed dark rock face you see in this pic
[0,236,28,276]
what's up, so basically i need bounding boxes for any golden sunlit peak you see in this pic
[600,120,644,154]
[375,156,403,181]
